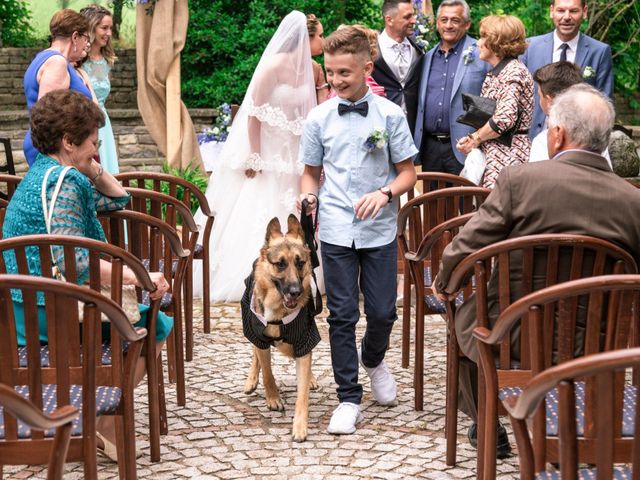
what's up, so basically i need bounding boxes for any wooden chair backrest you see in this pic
[407,172,476,203]
[0,173,21,202]
[452,235,638,375]
[398,186,490,282]
[0,140,16,177]
[116,172,213,249]
[0,274,145,461]
[98,209,191,299]
[503,339,640,480]
[123,187,199,259]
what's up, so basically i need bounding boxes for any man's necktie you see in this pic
[338,102,369,117]
[559,43,569,62]
[392,43,410,81]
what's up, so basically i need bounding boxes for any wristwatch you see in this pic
[379,186,392,203]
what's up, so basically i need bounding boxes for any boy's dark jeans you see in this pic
[321,239,398,405]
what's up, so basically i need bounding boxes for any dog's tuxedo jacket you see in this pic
[241,272,321,358]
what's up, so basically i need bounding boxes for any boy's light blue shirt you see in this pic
[300,88,418,249]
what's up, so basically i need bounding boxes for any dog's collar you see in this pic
[249,293,302,327]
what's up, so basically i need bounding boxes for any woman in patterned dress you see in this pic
[456,15,533,189]
[80,4,120,174]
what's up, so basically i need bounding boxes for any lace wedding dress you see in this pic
[193,11,317,303]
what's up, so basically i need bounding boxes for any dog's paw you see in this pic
[244,377,259,395]
[266,395,285,411]
[292,418,308,442]
[309,374,320,391]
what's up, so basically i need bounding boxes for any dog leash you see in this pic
[300,198,323,316]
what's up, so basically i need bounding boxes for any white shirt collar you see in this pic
[250,293,301,326]
[553,30,580,54]
[379,30,411,50]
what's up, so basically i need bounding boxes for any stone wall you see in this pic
[0,108,215,175]
[0,47,138,111]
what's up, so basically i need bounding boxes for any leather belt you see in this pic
[427,133,451,143]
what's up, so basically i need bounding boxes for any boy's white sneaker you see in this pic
[327,402,364,435]
[358,349,398,406]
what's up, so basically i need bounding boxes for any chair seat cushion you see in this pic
[18,344,114,367]
[536,466,631,479]
[0,384,122,439]
[140,259,175,309]
[423,266,468,313]
[500,382,637,437]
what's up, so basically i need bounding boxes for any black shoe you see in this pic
[467,423,512,459]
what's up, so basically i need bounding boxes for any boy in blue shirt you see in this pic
[297,26,418,435]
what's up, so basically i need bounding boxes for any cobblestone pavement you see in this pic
[8,300,520,479]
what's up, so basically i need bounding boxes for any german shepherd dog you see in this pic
[242,215,320,442]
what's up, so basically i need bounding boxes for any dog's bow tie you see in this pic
[338,102,369,117]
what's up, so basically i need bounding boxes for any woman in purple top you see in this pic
[23,9,93,166]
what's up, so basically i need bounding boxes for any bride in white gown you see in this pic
[194,11,317,303]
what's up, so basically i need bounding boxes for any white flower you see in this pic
[462,46,476,65]
[376,139,386,149]
[418,24,428,34]
[583,66,596,79]
[212,127,220,135]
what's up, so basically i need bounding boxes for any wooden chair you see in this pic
[0,234,165,462]
[397,186,490,411]
[398,173,477,370]
[503,341,640,479]
[0,174,21,202]
[0,139,16,177]
[0,382,79,480]
[116,172,215,336]
[0,274,147,479]
[123,187,199,365]
[99,208,192,409]
[441,234,638,478]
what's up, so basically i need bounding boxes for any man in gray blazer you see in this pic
[372,0,424,135]
[521,0,614,139]
[434,84,640,449]
[413,0,490,173]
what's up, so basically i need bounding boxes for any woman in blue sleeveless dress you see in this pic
[81,5,119,174]
[23,9,93,167]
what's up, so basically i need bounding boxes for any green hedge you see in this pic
[1,0,41,47]
[181,0,382,108]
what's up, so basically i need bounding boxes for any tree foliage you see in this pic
[0,0,40,47]
[181,0,382,108]
[467,0,640,103]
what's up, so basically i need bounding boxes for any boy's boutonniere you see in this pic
[364,128,389,152]
[583,66,596,79]
[462,45,476,65]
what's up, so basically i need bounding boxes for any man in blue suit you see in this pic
[414,0,490,174]
[521,0,613,139]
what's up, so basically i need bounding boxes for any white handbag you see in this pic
[41,166,140,323]
[460,148,486,185]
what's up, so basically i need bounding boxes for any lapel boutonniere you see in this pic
[364,128,389,152]
[462,45,476,65]
[583,66,596,79]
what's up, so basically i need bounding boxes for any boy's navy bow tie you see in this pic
[338,102,368,117]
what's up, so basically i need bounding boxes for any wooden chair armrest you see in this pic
[0,384,79,430]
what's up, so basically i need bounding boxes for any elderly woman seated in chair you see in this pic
[2,89,173,462]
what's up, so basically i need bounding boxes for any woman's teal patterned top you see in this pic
[2,153,130,304]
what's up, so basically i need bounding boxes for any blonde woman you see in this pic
[80,4,120,174]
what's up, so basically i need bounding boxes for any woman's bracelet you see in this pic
[91,164,104,182]
[316,83,329,91]
[471,132,482,144]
